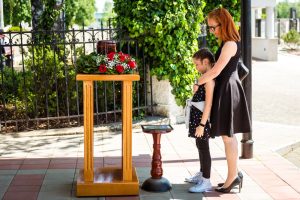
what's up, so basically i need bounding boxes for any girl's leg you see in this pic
[189,138,212,193]
[222,134,238,188]
[196,138,211,179]
[196,138,203,173]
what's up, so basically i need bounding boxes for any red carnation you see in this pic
[124,54,130,59]
[119,54,126,62]
[116,65,124,74]
[98,64,107,73]
[107,52,115,61]
[128,60,136,69]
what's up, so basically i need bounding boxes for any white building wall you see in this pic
[147,76,185,124]
[251,0,278,61]
[252,0,276,8]
[252,38,278,61]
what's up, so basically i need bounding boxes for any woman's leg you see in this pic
[222,134,238,187]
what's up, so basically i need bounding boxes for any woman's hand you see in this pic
[195,126,204,138]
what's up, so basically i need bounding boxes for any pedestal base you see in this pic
[76,167,139,196]
[141,177,172,192]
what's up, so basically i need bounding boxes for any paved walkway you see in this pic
[1,52,300,200]
[283,143,300,168]
[0,119,300,200]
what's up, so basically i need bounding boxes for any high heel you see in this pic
[217,171,243,187]
[215,177,241,193]
[240,171,243,188]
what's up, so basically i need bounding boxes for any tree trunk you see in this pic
[31,0,43,31]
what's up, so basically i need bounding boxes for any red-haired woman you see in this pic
[195,8,251,193]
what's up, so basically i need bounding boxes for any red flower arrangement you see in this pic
[98,51,137,74]
[76,51,137,74]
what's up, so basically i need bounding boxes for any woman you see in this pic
[195,8,251,193]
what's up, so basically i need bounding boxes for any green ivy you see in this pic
[113,0,205,106]
[202,1,241,53]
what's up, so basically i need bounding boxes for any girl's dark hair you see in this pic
[193,48,215,64]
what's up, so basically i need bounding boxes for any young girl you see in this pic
[185,48,215,193]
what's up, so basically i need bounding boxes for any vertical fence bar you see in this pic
[113,81,116,122]
[8,31,18,131]
[42,34,50,128]
[92,28,100,126]
[101,20,104,40]
[52,32,60,119]
[104,81,108,123]
[72,28,81,126]
[62,29,71,126]
[95,79,99,125]
[142,48,147,110]
[0,38,6,131]
[135,42,140,116]
[20,25,29,129]
[149,60,154,116]
[31,31,38,129]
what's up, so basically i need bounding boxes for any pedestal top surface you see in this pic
[141,125,173,134]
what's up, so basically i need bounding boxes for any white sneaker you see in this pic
[188,178,212,193]
[185,172,203,184]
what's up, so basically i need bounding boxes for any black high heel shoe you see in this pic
[217,171,243,188]
[215,177,242,193]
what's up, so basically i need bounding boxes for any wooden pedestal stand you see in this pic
[76,74,140,196]
[141,125,173,192]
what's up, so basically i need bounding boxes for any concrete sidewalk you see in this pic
[0,119,300,200]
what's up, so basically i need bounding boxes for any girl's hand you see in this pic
[193,84,199,94]
[195,126,204,138]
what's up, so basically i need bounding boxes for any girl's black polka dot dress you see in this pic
[188,84,210,140]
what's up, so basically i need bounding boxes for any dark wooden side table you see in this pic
[141,125,173,192]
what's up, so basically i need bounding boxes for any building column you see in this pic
[251,8,256,37]
[266,6,275,39]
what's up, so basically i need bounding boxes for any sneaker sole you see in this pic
[184,180,199,184]
[188,188,212,193]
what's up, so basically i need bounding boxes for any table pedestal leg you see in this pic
[141,132,172,192]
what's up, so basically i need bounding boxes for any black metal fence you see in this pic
[0,23,152,132]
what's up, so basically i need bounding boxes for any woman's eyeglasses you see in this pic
[207,24,220,32]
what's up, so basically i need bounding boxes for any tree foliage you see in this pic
[65,0,96,28]
[3,0,95,29]
[3,0,31,26]
[113,0,205,106]
[37,0,61,31]
[101,1,115,25]
[277,1,300,18]
[282,29,300,49]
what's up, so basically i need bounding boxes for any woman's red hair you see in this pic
[207,8,240,42]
